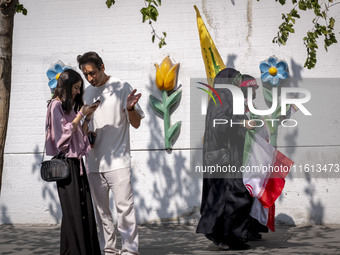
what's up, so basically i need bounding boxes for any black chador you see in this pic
[196,68,253,250]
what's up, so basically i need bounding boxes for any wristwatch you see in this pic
[127,106,135,111]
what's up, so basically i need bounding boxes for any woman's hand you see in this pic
[80,102,99,116]
[245,120,255,130]
[72,102,100,131]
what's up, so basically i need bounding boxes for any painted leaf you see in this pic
[165,90,182,109]
[149,95,164,116]
[167,121,181,142]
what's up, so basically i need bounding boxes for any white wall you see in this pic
[1,0,340,225]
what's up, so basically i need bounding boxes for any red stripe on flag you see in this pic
[258,151,294,208]
[246,184,253,196]
[267,204,275,232]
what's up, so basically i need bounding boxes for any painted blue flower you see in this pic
[259,57,288,86]
[46,61,70,92]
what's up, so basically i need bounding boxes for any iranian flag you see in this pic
[242,131,294,231]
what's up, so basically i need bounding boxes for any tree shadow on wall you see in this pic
[32,145,61,224]
[131,76,201,225]
[0,204,12,224]
[225,54,237,69]
[279,59,324,225]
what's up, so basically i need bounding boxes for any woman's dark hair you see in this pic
[77,51,104,70]
[52,69,84,114]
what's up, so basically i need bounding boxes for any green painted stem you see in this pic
[162,90,171,149]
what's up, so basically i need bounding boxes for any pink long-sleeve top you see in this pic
[45,99,91,165]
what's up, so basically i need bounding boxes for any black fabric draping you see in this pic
[196,68,253,247]
[57,158,101,255]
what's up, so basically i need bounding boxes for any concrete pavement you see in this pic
[1,224,340,254]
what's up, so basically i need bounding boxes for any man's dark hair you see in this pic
[77,51,104,70]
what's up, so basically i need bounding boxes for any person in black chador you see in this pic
[196,68,256,250]
[241,74,268,240]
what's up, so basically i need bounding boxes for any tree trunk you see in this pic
[0,0,17,195]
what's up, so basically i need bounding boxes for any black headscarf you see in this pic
[213,68,243,87]
[204,68,245,152]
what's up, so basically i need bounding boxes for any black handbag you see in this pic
[41,153,70,182]
[40,104,70,182]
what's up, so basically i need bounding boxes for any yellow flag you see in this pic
[194,5,226,87]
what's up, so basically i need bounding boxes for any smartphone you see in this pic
[90,99,101,108]
[88,133,96,145]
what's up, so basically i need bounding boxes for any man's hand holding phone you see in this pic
[86,100,100,147]
[82,99,100,116]
[90,99,101,109]
[88,132,96,147]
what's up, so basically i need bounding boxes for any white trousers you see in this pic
[88,168,139,255]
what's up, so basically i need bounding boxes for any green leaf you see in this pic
[291,9,300,18]
[262,87,273,103]
[149,95,164,116]
[15,2,28,15]
[167,121,181,142]
[151,0,159,7]
[141,5,159,22]
[278,37,286,45]
[299,1,307,11]
[285,24,295,33]
[149,5,159,21]
[308,42,318,48]
[165,90,182,109]
[141,8,148,22]
[310,52,316,58]
[158,38,166,48]
[306,1,312,9]
[106,0,115,8]
[329,17,335,29]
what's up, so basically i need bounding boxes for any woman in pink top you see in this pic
[45,69,101,255]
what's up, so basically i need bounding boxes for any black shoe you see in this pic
[247,231,262,240]
[218,243,230,251]
[205,234,220,247]
[229,240,251,250]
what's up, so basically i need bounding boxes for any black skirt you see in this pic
[56,158,101,255]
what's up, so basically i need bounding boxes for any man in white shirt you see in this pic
[77,51,144,255]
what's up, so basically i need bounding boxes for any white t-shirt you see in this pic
[83,76,145,172]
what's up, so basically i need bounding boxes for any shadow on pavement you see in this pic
[1,224,340,254]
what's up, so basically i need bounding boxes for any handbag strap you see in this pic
[41,101,53,163]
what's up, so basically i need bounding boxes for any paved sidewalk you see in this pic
[1,224,340,254]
